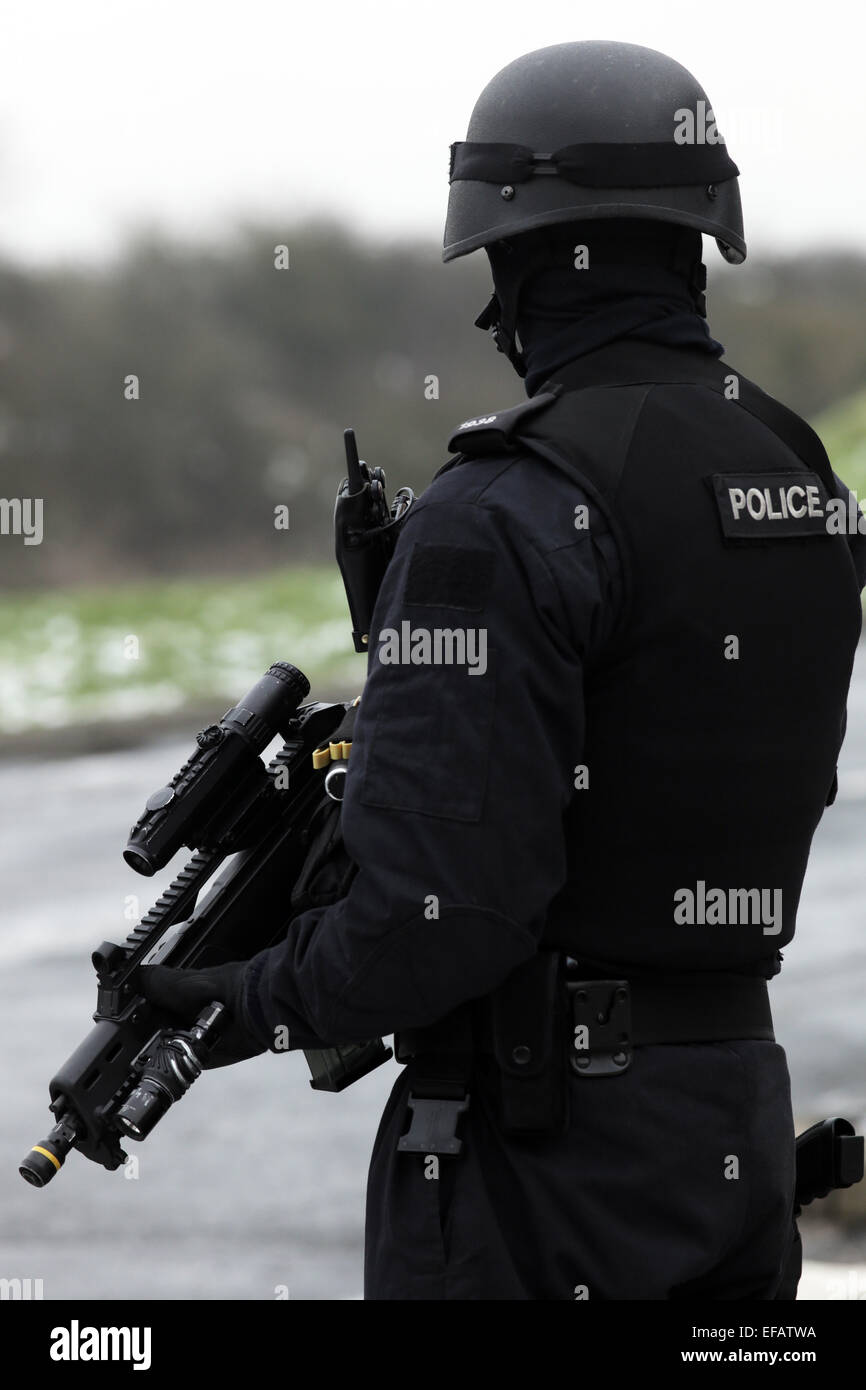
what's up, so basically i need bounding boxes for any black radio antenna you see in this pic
[343,428,364,494]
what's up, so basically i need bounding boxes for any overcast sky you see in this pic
[1,0,864,267]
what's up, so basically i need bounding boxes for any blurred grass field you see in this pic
[819,390,866,494]
[0,565,358,735]
[0,391,863,737]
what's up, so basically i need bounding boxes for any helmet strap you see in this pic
[474,291,527,377]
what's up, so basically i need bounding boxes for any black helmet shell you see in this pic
[444,41,745,265]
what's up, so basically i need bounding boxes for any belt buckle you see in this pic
[568,978,632,1077]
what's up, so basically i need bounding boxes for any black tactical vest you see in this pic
[449,341,863,977]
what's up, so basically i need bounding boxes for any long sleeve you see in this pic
[242,457,620,1048]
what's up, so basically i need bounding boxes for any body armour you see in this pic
[448,340,863,977]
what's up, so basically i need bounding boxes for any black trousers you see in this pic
[364,1040,801,1300]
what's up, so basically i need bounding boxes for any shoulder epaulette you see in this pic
[446,387,562,457]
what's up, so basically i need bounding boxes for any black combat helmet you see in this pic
[444,40,746,267]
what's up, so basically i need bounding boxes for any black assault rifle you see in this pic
[20,431,415,1187]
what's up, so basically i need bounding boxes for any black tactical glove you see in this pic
[138,961,267,1069]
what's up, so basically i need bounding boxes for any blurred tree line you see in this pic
[1,222,865,591]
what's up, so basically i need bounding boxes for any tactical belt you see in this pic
[567,970,775,1054]
[394,958,774,1154]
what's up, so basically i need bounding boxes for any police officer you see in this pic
[142,41,866,1299]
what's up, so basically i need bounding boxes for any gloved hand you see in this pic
[138,961,267,1069]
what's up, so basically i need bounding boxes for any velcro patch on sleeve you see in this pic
[405,543,496,610]
[709,471,832,540]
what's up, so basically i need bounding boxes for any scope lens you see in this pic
[123,848,156,877]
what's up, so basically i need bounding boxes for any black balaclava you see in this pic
[482,218,723,395]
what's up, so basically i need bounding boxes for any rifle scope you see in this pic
[124,661,309,876]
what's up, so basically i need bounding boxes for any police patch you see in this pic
[708,471,832,541]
